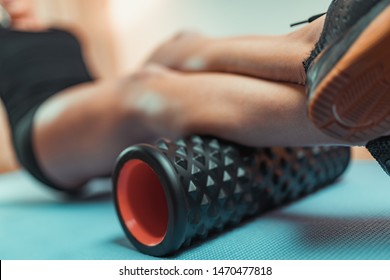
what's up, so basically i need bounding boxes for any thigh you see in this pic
[0,100,18,173]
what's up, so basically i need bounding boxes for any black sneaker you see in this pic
[304,0,390,175]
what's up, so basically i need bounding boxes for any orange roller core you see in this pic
[117,159,168,246]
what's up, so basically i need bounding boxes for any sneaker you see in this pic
[304,0,390,175]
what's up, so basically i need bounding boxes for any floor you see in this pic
[2,160,390,260]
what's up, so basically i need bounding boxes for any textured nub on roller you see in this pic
[116,159,168,246]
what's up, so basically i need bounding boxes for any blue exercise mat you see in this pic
[1,160,390,260]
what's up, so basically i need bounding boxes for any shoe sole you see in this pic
[308,3,390,143]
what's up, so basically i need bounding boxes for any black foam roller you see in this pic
[367,136,390,176]
[113,135,350,256]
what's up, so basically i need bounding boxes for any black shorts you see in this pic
[0,28,93,191]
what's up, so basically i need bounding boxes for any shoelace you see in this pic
[290,13,326,27]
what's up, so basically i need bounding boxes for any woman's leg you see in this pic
[33,64,344,190]
[147,16,325,85]
[0,100,18,173]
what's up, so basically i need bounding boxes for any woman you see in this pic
[2,0,386,192]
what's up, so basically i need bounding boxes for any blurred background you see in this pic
[0,0,373,173]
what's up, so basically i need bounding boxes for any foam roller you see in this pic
[113,135,350,256]
[367,136,390,176]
